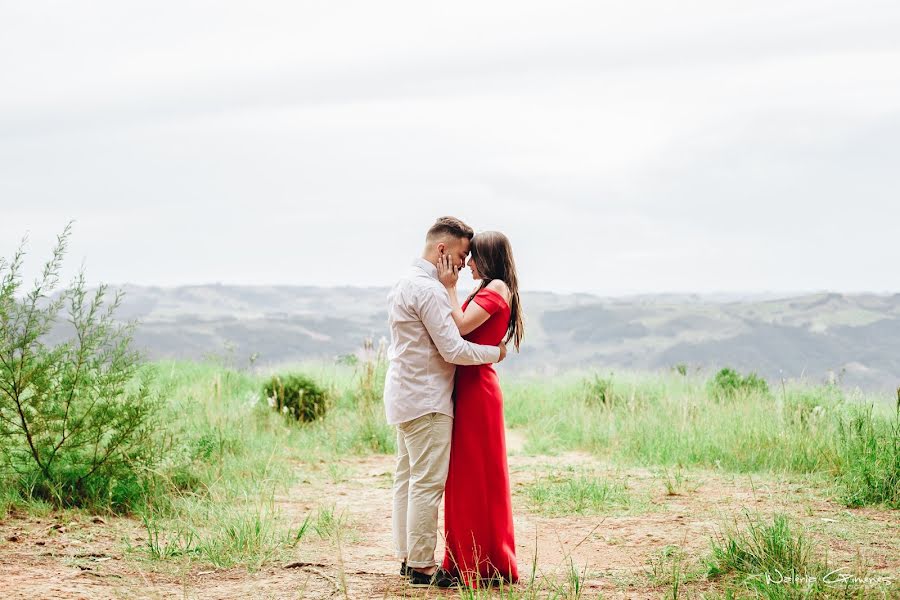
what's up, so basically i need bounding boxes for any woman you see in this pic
[436,230,524,588]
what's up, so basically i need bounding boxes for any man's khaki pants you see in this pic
[392,412,453,568]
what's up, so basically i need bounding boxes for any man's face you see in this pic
[441,237,470,270]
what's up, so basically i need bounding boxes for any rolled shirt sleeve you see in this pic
[418,286,501,365]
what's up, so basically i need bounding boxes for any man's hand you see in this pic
[498,341,507,362]
[436,254,459,289]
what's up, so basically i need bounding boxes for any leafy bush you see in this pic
[0,224,162,510]
[262,373,328,422]
[708,367,770,401]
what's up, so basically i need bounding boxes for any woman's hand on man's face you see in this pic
[437,253,459,289]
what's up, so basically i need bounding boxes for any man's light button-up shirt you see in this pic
[382,258,501,425]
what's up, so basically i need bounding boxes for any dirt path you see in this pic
[2,445,898,599]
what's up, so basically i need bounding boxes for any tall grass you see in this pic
[700,511,900,598]
[5,353,896,578]
[120,352,403,569]
[132,361,893,578]
[504,371,899,506]
[347,339,394,454]
[706,512,815,581]
[126,362,300,568]
[834,402,900,508]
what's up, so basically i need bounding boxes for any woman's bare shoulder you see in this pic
[485,279,511,302]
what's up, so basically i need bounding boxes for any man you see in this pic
[383,216,507,588]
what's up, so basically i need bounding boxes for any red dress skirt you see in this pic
[442,287,518,586]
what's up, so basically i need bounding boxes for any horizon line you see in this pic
[92,282,900,299]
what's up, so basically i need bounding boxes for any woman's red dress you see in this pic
[442,287,518,587]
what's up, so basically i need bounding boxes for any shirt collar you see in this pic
[412,257,438,280]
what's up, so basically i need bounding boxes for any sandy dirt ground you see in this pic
[2,435,898,599]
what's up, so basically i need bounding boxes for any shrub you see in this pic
[708,367,769,401]
[0,224,162,510]
[262,373,328,422]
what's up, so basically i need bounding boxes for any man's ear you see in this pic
[437,243,446,255]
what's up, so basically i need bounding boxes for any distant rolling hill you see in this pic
[95,285,899,393]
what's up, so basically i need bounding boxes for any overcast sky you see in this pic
[1,1,898,295]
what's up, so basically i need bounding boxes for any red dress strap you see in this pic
[471,287,508,315]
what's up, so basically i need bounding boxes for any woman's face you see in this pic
[467,255,481,280]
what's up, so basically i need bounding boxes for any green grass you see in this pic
[451,555,590,600]
[3,356,897,585]
[644,544,703,595]
[311,504,358,542]
[504,371,899,508]
[703,511,898,599]
[137,498,300,569]
[524,468,644,516]
[834,402,900,508]
[706,512,815,582]
[114,359,384,570]
[653,465,698,496]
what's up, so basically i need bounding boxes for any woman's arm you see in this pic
[437,254,465,328]
[437,255,493,335]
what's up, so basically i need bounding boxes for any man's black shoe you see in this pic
[400,561,411,576]
[408,567,459,588]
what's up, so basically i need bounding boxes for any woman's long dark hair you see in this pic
[467,231,524,351]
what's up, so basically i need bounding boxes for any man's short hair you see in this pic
[426,216,474,242]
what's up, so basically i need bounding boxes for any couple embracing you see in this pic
[383,216,524,589]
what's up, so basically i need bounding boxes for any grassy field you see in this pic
[1,358,898,599]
